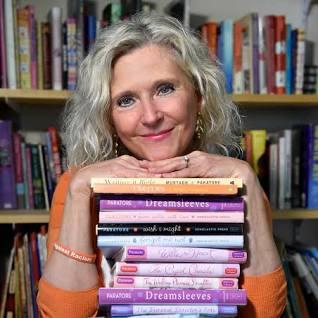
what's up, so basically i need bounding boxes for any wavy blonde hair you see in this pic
[62,13,242,167]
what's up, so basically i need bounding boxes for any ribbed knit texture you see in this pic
[37,171,287,318]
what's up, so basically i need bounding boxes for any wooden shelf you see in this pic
[272,209,318,220]
[0,209,318,223]
[0,89,318,106]
[0,210,49,224]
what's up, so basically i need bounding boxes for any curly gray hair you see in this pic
[62,13,242,167]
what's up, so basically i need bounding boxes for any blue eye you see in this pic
[158,84,175,96]
[117,96,134,107]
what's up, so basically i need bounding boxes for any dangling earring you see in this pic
[195,112,204,141]
[113,133,119,157]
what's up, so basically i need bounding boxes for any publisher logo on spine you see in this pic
[232,251,245,258]
[128,248,145,256]
[221,279,235,287]
[117,277,134,284]
[120,265,137,273]
[225,267,238,275]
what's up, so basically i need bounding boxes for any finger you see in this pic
[144,156,190,173]
[162,168,192,178]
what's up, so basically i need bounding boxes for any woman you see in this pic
[37,13,286,318]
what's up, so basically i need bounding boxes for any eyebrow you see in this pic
[111,77,180,102]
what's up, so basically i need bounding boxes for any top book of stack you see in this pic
[91,178,243,196]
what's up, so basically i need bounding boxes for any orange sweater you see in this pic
[37,171,287,318]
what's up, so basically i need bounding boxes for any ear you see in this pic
[195,93,204,112]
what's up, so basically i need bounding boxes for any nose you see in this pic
[140,98,164,126]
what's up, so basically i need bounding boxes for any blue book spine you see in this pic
[307,124,318,208]
[285,24,293,94]
[291,29,298,94]
[87,15,97,51]
[221,20,233,93]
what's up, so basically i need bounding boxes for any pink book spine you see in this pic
[99,288,247,305]
[113,262,240,278]
[99,211,244,223]
[114,246,247,264]
[112,275,238,289]
[25,146,34,209]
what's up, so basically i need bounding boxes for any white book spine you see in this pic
[284,129,292,209]
[295,29,305,94]
[258,17,267,94]
[50,7,62,90]
[4,0,16,88]
[98,235,244,249]
[269,142,278,208]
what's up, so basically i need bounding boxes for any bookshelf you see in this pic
[1,89,318,106]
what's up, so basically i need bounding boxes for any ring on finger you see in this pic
[183,155,189,168]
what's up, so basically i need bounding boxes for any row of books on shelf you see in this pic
[92,177,247,317]
[200,13,318,95]
[0,225,48,318]
[242,125,318,209]
[0,0,155,91]
[277,240,318,318]
[0,120,65,210]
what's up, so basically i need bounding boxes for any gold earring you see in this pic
[195,112,204,141]
[113,134,119,157]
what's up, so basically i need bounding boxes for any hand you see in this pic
[141,151,281,276]
[69,155,160,198]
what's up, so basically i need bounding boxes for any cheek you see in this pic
[112,113,137,139]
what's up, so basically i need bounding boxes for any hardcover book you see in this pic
[98,288,247,305]
[113,246,247,263]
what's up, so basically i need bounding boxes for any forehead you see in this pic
[110,44,189,90]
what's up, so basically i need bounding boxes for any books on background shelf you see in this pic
[0,226,48,318]
[241,125,318,209]
[276,239,318,318]
[92,177,247,317]
[0,119,65,210]
[200,13,317,95]
[0,0,156,90]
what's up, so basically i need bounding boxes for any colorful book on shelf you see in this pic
[112,262,240,278]
[98,288,247,305]
[96,223,244,236]
[0,120,17,209]
[111,275,238,289]
[99,195,244,211]
[107,304,238,317]
[307,124,318,208]
[112,246,247,263]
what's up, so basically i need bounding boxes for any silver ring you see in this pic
[183,155,189,168]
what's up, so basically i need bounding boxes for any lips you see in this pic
[141,128,174,141]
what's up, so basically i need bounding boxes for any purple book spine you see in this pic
[99,288,247,305]
[100,196,244,212]
[0,120,17,208]
[110,304,238,316]
[0,0,8,88]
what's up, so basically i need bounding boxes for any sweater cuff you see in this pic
[240,265,287,318]
[37,278,98,318]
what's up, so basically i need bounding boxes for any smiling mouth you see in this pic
[141,128,174,141]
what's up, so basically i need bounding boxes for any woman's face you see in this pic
[110,44,201,161]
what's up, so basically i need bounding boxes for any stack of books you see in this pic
[91,177,248,318]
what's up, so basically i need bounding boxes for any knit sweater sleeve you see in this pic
[37,171,99,318]
[239,193,287,318]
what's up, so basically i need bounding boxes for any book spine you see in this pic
[47,127,62,183]
[98,235,244,249]
[38,144,50,210]
[93,184,238,195]
[233,21,243,94]
[13,132,25,209]
[251,13,259,94]
[25,145,34,209]
[99,196,244,211]
[67,17,77,91]
[30,144,44,209]
[114,246,247,263]
[98,211,244,224]
[37,21,43,89]
[49,7,62,90]
[112,275,238,289]
[295,29,305,94]
[307,125,318,208]
[258,16,267,94]
[110,304,238,316]
[62,22,68,89]
[0,0,8,87]
[98,288,247,305]
[0,120,17,209]
[264,15,275,94]
[17,8,31,88]
[41,22,52,89]
[4,0,17,88]
[285,24,293,94]
[27,5,37,89]
[97,223,243,236]
[92,177,243,187]
[206,22,218,58]
[274,16,286,94]
[221,20,233,93]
